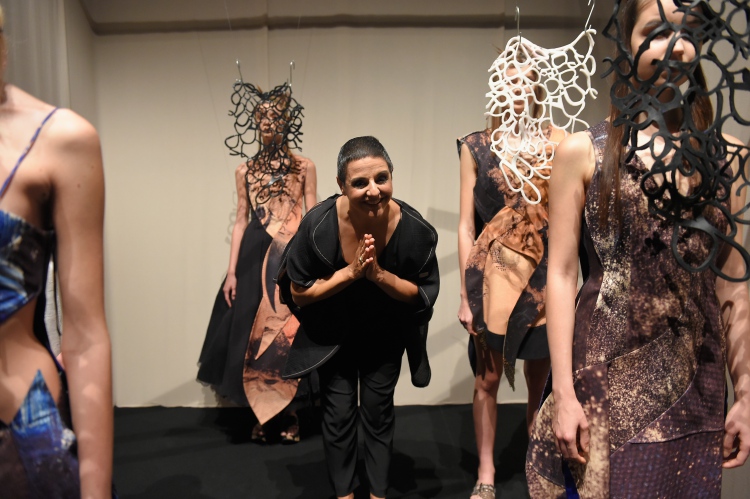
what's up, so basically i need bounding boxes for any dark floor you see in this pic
[114,404,530,499]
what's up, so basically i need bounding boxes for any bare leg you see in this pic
[472,337,505,496]
[523,357,551,436]
[338,494,354,499]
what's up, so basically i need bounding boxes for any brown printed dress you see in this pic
[198,156,312,425]
[459,129,559,387]
[526,121,727,498]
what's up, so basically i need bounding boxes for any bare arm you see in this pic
[457,143,478,334]
[717,135,750,468]
[50,110,113,498]
[303,159,318,213]
[223,163,250,306]
[547,132,595,464]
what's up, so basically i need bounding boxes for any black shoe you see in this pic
[406,324,431,388]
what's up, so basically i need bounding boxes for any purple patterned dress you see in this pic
[526,121,728,498]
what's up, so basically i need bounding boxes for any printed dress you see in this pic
[198,156,312,424]
[459,128,560,386]
[526,121,728,497]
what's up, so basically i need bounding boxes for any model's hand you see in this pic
[347,234,374,280]
[223,273,238,307]
[723,397,750,468]
[457,298,476,336]
[553,394,589,464]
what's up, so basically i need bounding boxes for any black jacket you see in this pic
[278,194,439,379]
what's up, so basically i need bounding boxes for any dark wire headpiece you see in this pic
[603,0,750,281]
[225,82,304,206]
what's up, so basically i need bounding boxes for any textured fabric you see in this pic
[526,121,727,498]
[458,129,554,387]
[0,211,53,323]
[278,194,439,379]
[0,108,56,325]
[198,157,309,422]
[0,371,79,499]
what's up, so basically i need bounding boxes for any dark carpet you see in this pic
[114,404,530,499]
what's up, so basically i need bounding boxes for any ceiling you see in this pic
[77,0,601,35]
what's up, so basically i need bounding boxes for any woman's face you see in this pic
[338,156,393,218]
[506,65,536,115]
[630,0,699,88]
[255,102,285,146]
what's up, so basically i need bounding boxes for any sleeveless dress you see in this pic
[526,121,728,498]
[458,129,552,387]
[198,156,311,425]
[0,109,100,498]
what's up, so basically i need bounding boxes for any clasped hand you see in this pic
[348,234,382,281]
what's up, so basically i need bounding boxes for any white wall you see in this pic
[93,20,612,408]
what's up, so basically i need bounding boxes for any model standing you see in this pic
[527,1,750,496]
[0,6,114,496]
[198,82,317,442]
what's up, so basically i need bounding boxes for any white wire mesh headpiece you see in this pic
[486,29,598,204]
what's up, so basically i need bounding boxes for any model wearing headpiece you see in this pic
[458,17,596,499]
[197,81,317,443]
[527,1,750,497]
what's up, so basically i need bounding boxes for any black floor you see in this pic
[114,404,530,499]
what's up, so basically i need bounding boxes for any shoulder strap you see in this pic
[0,108,59,199]
[584,121,607,172]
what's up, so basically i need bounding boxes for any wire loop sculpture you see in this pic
[603,0,750,281]
[485,21,598,204]
[225,82,304,206]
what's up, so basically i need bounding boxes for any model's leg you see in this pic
[472,243,536,497]
[523,357,551,436]
[359,337,403,499]
[318,349,359,499]
[473,337,504,495]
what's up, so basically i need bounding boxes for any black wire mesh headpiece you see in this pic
[603,0,750,281]
[225,81,304,206]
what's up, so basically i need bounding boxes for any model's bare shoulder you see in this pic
[234,161,249,178]
[45,109,100,156]
[722,133,745,148]
[552,131,595,184]
[295,154,315,169]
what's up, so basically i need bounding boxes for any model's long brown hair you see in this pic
[599,0,714,228]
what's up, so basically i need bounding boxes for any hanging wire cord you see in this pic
[602,0,750,281]
[225,81,305,206]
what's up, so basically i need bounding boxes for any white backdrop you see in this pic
[6,0,750,494]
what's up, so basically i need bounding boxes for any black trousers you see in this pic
[317,330,405,498]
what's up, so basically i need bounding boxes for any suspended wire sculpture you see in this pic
[603,0,750,281]
[485,5,598,205]
[225,81,304,206]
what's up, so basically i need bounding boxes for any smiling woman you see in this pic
[277,136,439,499]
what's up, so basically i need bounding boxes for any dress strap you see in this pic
[0,107,59,199]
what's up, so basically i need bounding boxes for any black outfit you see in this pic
[197,215,271,404]
[278,195,439,497]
